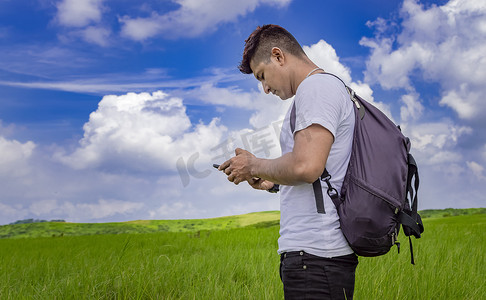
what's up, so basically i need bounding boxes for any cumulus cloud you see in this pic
[407,121,472,155]
[402,119,482,208]
[466,161,486,181]
[439,84,481,120]
[402,119,475,204]
[0,83,284,225]
[198,84,258,109]
[78,26,111,47]
[119,0,291,40]
[400,92,424,121]
[62,199,144,221]
[359,0,486,209]
[0,136,36,177]
[361,0,486,121]
[56,90,227,172]
[22,198,144,222]
[148,201,199,219]
[303,39,394,119]
[196,83,291,128]
[55,0,112,46]
[56,0,104,28]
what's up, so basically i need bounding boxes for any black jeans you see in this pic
[280,251,358,300]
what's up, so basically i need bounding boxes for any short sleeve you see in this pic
[293,75,349,138]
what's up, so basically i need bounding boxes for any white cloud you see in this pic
[303,39,394,120]
[198,84,257,109]
[0,67,240,95]
[359,0,486,209]
[56,0,104,28]
[0,202,28,223]
[18,198,145,222]
[428,151,462,165]
[304,40,353,84]
[466,161,485,181]
[439,84,480,120]
[0,136,36,177]
[29,199,59,216]
[196,83,291,129]
[55,0,112,46]
[63,199,144,220]
[0,83,285,225]
[56,90,227,172]
[79,26,111,47]
[407,120,472,154]
[119,0,291,41]
[400,92,424,121]
[148,201,200,219]
[361,0,486,121]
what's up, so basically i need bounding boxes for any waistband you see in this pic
[280,250,357,262]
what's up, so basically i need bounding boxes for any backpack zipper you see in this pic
[349,175,400,213]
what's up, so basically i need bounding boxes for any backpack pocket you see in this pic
[337,177,400,257]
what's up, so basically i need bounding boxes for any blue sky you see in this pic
[0,0,485,224]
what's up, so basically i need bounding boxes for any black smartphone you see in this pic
[212,164,220,169]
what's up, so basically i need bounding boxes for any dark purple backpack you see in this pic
[290,73,424,264]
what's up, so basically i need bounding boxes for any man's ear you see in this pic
[271,47,285,65]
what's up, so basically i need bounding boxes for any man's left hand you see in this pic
[218,148,256,185]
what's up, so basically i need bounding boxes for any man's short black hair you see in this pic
[239,24,306,74]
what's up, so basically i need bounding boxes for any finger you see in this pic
[248,177,258,185]
[235,148,245,155]
[219,160,230,171]
[224,167,232,175]
[264,181,275,190]
[248,179,261,189]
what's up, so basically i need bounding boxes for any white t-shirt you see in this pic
[277,73,355,258]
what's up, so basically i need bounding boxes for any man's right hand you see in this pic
[248,178,275,191]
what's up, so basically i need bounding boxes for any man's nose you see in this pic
[262,81,270,94]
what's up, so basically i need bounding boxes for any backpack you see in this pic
[289,73,424,264]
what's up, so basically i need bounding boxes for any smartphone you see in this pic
[213,164,220,169]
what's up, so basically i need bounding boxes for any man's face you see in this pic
[250,56,292,100]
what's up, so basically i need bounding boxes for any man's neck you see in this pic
[291,61,322,95]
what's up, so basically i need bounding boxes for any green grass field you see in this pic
[0,211,281,239]
[0,210,484,299]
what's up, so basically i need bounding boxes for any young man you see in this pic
[218,24,358,299]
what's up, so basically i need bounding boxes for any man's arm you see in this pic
[220,123,334,186]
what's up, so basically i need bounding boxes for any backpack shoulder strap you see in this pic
[289,72,362,214]
[290,101,325,213]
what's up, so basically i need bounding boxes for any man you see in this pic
[218,24,358,299]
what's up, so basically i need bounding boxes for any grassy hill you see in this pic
[419,207,485,218]
[1,208,484,239]
[0,211,280,239]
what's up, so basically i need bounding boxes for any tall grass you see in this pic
[0,214,484,299]
[354,214,485,299]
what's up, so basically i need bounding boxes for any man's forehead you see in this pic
[249,59,264,76]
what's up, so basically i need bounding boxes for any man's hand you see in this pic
[219,148,257,185]
[248,178,275,190]
[217,123,333,187]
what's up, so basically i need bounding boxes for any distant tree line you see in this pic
[9,219,66,225]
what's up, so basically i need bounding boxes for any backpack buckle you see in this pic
[321,172,339,199]
[327,187,339,199]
